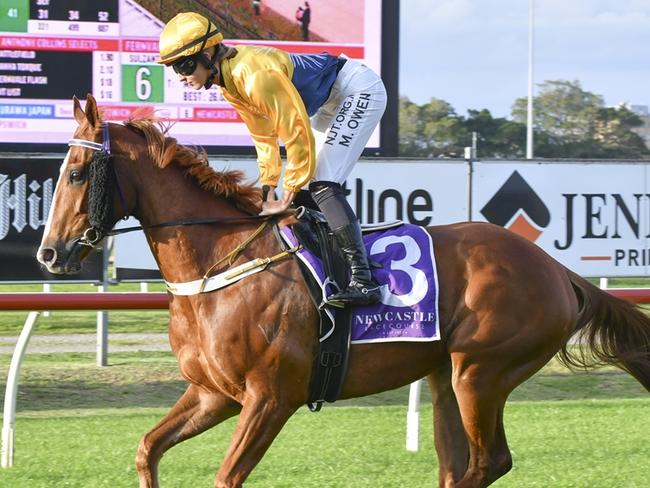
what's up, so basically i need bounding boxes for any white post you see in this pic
[97,247,109,367]
[42,284,50,317]
[140,282,148,292]
[97,288,108,367]
[2,311,40,468]
[406,379,423,452]
[599,277,609,289]
[526,0,535,159]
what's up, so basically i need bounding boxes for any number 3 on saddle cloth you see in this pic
[280,212,440,411]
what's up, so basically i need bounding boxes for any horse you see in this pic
[37,94,650,488]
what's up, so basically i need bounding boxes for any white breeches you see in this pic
[308,59,387,185]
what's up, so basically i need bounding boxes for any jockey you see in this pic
[157,12,387,307]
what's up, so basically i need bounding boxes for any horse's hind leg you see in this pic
[450,357,513,488]
[426,360,469,487]
[136,384,240,488]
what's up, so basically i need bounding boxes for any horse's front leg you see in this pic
[136,384,241,488]
[215,390,297,488]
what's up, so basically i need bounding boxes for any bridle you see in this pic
[68,123,271,249]
[67,122,301,294]
[68,122,129,248]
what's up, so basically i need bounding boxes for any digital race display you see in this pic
[0,0,389,152]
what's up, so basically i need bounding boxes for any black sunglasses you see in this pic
[172,56,198,76]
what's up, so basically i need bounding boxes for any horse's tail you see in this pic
[561,270,650,391]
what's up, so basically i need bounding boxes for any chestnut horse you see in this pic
[37,95,650,488]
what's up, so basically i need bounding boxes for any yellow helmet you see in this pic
[157,12,224,65]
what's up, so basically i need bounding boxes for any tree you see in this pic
[591,105,649,159]
[399,97,468,157]
[399,96,426,156]
[463,109,527,158]
[398,82,649,160]
[511,80,649,158]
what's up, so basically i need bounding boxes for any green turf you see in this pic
[0,351,647,413]
[0,348,648,486]
[0,280,648,486]
[0,310,170,335]
[0,400,647,487]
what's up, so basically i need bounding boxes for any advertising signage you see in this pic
[0,155,102,282]
[0,0,398,155]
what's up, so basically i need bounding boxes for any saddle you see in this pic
[277,207,406,411]
[281,207,354,412]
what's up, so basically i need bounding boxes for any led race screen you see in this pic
[0,0,395,154]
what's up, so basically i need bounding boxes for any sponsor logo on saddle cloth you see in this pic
[280,223,440,344]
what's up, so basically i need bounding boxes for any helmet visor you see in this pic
[172,56,198,76]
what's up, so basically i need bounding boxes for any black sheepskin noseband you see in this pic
[87,147,116,235]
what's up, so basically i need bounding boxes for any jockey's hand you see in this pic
[262,185,276,202]
[260,190,297,216]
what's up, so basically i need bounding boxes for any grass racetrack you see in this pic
[0,351,648,487]
[0,400,648,487]
[0,280,649,486]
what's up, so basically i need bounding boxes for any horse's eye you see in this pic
[69,169,85,184]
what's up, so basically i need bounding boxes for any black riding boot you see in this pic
[310,181,381,307]
[327,222,382,306]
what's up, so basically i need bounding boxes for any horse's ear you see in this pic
[84,94,100,128]
[73,96,85,126]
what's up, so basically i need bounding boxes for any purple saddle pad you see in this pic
[280,223,440,344]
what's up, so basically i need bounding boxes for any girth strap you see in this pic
[279,209,354,412]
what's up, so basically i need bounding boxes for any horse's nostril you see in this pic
[38,247,56,265]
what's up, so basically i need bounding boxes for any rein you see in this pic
[106,214,269,237]
[68,126,301,295]
[69,127,302,295]
[69,125,272,247]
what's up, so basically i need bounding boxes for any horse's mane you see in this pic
[120,113,262,215]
